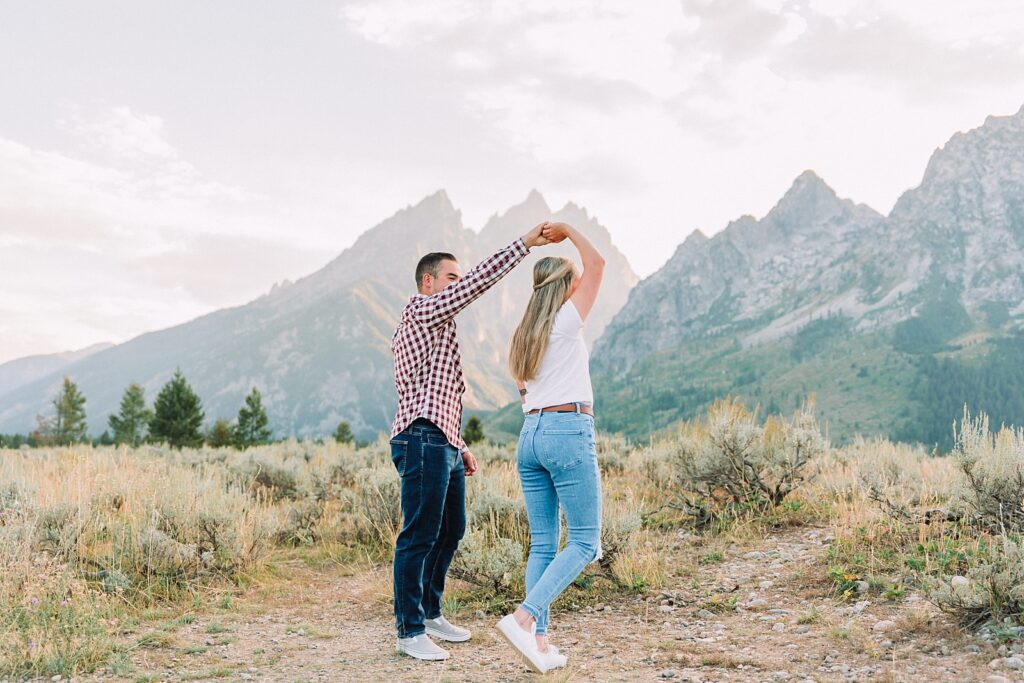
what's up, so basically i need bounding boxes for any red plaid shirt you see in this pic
[391,238,531,451]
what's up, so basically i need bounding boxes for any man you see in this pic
[389,222,551,660]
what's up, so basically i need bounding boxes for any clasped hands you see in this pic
[523,221,572,248]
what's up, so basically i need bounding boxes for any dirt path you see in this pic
[77,528,1016,682]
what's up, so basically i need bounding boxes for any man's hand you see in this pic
[462,448,478,476]
[522,222,552,249]
[541,222,571,243]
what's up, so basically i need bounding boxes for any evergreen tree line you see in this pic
[895,333,1024,451]
[0,369,360,450]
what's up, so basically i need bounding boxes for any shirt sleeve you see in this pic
[406,239,530,328]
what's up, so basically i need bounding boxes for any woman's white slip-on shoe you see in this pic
[541,644,567,670]
[395,633,449,660]
[496,614,547,673]
[424,615,471,642]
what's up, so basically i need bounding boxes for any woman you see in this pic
[496,221,605,674]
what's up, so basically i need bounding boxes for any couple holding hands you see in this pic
[389,220,605,673]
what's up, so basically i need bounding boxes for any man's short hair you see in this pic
[415,252,457,290]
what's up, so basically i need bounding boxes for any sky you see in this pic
[1,0,1023,365]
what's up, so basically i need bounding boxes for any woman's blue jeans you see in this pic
[516,409,602,634]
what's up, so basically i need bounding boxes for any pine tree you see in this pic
[53,376,88,445]
[108,383,153,447]
[234,388,271,449]
[150,369,205,449]
[207,418,235,448]
[462,415,485,445]
[333,421,354,444]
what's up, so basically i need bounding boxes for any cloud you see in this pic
[61,105,180,160]
[339,0,693,197]
[771,6,1024,96]
[675,0,791,62]
[0,107,330,362]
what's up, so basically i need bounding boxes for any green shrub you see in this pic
[351,467,401,554]
[275,499,324,546]
[662,399,826,522]
[954,410,1024,533]
[449,530,524,596]
[930,538,1024,628]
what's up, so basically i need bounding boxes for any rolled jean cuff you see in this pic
[520,601,542,625]
[399,628,425,639]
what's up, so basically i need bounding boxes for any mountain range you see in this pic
[0,191,637,439]
[579,104,1024,445]
[4,105,1024,447]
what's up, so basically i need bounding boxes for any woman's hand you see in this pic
[541,222,571,243]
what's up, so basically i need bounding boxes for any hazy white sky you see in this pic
[1,0,1023,364]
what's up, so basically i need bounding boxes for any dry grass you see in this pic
[3,404,1022,677]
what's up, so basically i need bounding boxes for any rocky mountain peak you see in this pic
[417,188,457,214]
[522,188,550,212]
[764,170,846,229]
[912,105,1024,194]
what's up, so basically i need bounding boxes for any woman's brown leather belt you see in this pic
[527,402,594,416]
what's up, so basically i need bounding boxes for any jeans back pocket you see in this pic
[390,439,408,476]
[540,428,584,470]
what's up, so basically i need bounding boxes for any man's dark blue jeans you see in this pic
[390,418,466,639]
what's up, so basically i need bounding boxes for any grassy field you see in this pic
[2,402,1022,679]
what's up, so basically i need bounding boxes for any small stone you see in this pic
[659,605,675,613]
[51,677,62,682]
[1005,656,1024,670]
[951,576,970,588]
[695,609,716,620]
[990,658,1004,670]
[986,675,1012,683]
[747,598,767,608]
[772,622,786,632]
[744,551,765,560]
[795,625,810,634]
[659,670,677,679]
[872,620,896,633]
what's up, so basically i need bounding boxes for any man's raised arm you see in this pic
[408,223,549,327]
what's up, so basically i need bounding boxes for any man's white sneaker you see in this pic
[424,615,471,642]
[496,614,547,673]
[396,633,449,661]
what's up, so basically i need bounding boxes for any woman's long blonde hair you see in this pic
[509,257,575,382]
